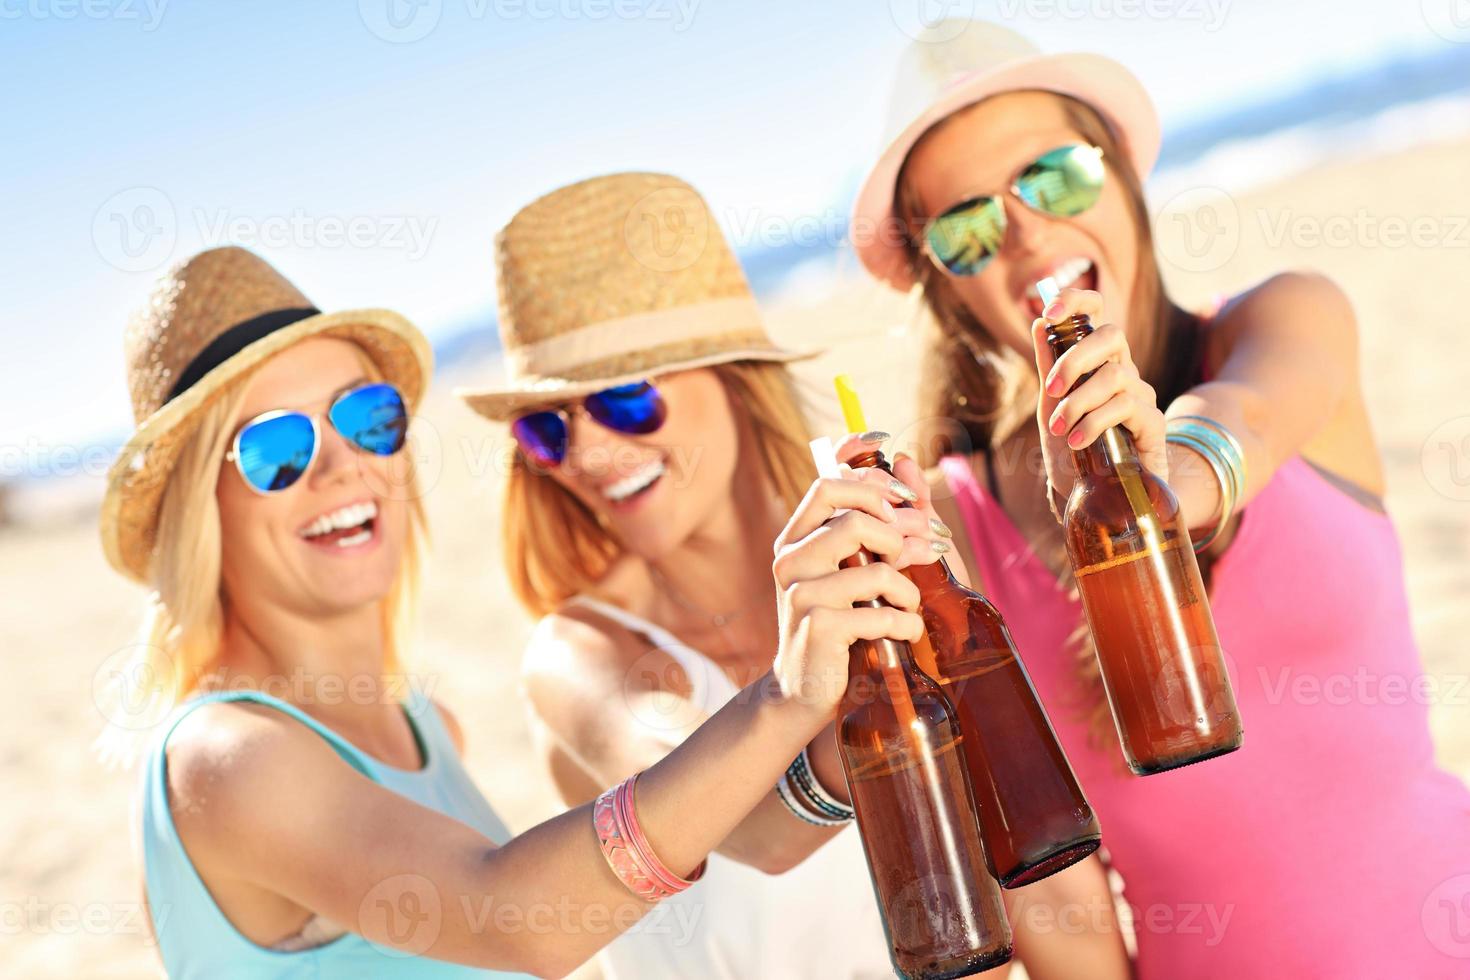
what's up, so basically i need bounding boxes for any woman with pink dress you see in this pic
[847,18,1470,978]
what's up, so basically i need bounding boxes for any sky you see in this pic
[1,0,1461,461]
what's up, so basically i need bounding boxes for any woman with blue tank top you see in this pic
[98,246,939,977]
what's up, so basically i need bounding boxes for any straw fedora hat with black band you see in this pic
[455,172,817,422]
[851,20,1161,290]
[100,246,432,584]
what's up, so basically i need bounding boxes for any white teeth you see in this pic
[300,500,379,538]
[1025,258,1093,298]
[602,460,666,502]
[334,529,372,548]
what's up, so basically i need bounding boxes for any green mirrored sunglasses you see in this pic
[921,144,1106,278]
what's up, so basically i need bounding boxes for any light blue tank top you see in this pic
[140,688,536,979]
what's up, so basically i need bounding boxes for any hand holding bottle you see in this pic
[770,475,929,720]
[1029,285,1169,496]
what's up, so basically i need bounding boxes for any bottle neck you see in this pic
[840,546,919,675]
[1046,314,1143,481]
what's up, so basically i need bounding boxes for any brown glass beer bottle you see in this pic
[835,379,1101,887]
[813,439,1012,978]
[1038,277,1243,775]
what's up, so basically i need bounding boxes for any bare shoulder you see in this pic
[1213,271,1357,350]
[164,702,345,856]
[520,601,644,723]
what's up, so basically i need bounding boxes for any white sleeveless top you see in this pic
[555,596,894,980]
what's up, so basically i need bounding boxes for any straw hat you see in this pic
[455,172,816,421]
[851,20,1161,290]
[100,246,432,583]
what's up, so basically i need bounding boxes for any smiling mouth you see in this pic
[1024,257,1098,320]
[299,499,378,549]
[600,458,666,507]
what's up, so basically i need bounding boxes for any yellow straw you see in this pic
[834,374,868,433]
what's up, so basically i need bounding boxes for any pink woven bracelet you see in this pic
[593,773,705,902]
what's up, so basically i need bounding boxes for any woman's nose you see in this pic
[565,413,630,480]
[308,420,357,487]
[1002,195,1051,256]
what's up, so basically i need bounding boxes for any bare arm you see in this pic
[1034,273,1362,539]
[1002,855,1133,980]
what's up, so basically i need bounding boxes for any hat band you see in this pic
[165,306,321,404]
[507,297,765,379]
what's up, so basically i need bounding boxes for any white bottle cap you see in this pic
[1036,276,1061,310]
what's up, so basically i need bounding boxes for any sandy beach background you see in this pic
[5,136,1470,976]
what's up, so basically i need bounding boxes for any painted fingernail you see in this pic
[1046,374,1064,396]
[1044,301,1065,320]
[929,517,953,538]
[1049,415,1065,435]
[1067,430,1086,448]
[859,430,890,443]
[930,539,952,554]
[888,477,919,502]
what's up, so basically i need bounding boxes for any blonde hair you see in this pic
[502,361,816,617]
[97,345,427,765]
[894,93,1216,748]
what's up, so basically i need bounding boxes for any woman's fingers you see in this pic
[775,476,899,553]
[786,562,922,617]
[1041,285,1105,323]
[1044,320,1131,398]
[774,509,908,586]
[1047,361,1134,439]
[805,605,927,648]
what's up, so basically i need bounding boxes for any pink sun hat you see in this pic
[850,20,1161,290]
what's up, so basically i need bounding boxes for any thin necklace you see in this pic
[647,562,745,630]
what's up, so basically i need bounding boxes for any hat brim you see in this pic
[454,345,821,422]
[851,51,1161,290]
[99,308,433,584]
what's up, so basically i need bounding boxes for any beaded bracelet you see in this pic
[775,749,854,827]
[790,748,854,822]
[593,773,706,902]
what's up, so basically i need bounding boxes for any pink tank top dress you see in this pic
[939,376,1470,975]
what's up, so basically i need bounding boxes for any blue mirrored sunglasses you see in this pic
[510,381,667,467]
[225,382,408,494]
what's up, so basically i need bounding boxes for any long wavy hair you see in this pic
[96,345,427,765]
[894,92,1218,746]
[502,361,816,618]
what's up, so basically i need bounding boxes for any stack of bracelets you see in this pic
[593,773,706,903]
[775,747,855,827]
[1165,413,1248,553]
